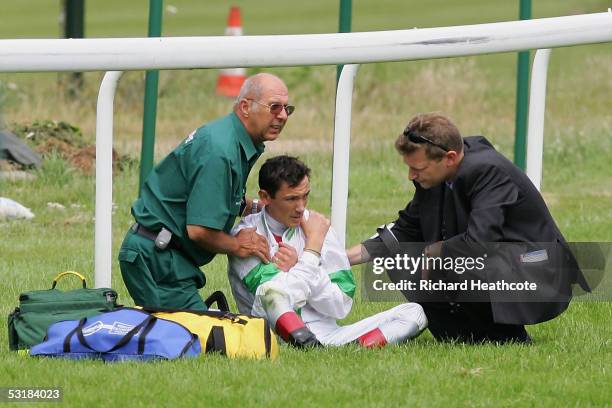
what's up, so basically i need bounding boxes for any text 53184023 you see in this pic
[1,388,62,402]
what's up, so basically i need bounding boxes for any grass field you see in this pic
[1,1,611,407]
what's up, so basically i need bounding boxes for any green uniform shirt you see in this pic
[132,112,264,266]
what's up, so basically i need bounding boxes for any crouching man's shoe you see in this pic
[275,311,322,349]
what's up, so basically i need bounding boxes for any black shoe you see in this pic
[287,327,323,349]
[517,331,532,344]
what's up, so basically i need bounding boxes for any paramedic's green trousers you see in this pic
[118,229,207,311]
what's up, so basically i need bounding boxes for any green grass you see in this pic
[1,150,611,406]
[1,1,611,407]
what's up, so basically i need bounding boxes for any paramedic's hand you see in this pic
[273,242,298,272]
[421,241,443,281]
[301,210,330,254]
[234,228,271,263]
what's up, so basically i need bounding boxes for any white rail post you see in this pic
[95,71,123,288]
[331,64,360,247]
[526,49,552,191]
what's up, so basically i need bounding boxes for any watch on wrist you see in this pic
[252,199,260,214]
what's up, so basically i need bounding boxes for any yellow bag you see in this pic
[151,309,279,360]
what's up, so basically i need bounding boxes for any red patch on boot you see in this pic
[275,312,305,341]
[358,328,388,348]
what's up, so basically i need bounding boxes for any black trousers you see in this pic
[420,301,531,344]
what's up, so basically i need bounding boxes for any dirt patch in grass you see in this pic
[9,120,135,174]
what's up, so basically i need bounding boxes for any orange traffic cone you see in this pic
[216,6,246,97]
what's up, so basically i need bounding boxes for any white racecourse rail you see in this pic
[1,12,611,288]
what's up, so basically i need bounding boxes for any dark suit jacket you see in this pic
[364,136,588,325]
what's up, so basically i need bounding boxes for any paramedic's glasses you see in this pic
[248,99,295,116]
[403,129,449,152]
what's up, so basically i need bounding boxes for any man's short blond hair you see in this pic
[395,113,463,160]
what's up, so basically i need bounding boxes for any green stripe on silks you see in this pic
[243,263,282,294]
[329,269,356,299]
[285,227,296,241]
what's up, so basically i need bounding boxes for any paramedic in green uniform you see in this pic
[118,73,295,310]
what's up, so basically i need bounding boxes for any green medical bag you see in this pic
[8,271,118,350]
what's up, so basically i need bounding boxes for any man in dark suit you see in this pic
[347,112,588,343]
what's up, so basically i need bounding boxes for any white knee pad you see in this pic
[395,303,428,332]
[258,283,292,325]
[379,303,428,344]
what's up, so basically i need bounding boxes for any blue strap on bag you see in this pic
[30,308,200,361]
